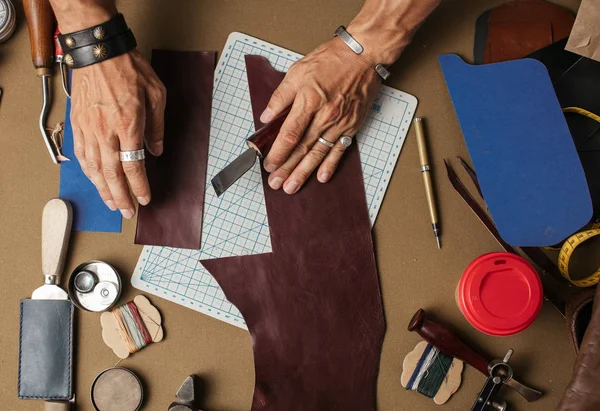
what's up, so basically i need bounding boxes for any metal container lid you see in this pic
[0,0,16,43]
[68,261,122,312]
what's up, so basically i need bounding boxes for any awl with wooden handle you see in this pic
[408,309,542,402]
[23,0,58,163]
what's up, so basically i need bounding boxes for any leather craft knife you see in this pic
[211,106,291,197]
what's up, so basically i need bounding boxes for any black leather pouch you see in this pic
[18,299,73,400]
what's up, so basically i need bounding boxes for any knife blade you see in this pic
[211,106,291,197]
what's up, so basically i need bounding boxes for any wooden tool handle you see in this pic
[247,106,292,157]
[41,199,72,279]
[408,309,489,375]
[43,401,71,411]
[23,0,56,75]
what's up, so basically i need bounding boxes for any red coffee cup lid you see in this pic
[457,252,543,336]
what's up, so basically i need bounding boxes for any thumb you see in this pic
[260,73,299,124]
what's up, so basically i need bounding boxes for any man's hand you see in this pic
[261,38,380,194]
[71,50,166,218]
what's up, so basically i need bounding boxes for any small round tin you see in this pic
[456,252,543,336]
[91,367,143,411]
[68,261,122,312]
[0,0,16,43]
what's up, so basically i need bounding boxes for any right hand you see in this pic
[71,49,166,218]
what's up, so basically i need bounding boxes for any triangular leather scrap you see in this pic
[201,55,385,411]
[473,0,574,64]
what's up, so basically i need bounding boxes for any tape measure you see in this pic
[555,107,600,287]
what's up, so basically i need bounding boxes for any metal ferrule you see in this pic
[421,164,431,172]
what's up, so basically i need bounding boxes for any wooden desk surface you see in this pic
[1,0,581,409]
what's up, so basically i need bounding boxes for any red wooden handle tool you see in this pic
[23,0,56,76]
[247,106,292,157]
[408,308,489,374]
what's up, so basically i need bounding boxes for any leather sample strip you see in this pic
[474,0,574,64]
[557,285,600,411]
[59,96,122,232]
[135,50,216,249]
[566,0,600,62]
[201,55,385,411]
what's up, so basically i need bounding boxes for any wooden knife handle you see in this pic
[43,401,71,411]
[408,309,489,375]
[247,106,292,158]
[23,0,56,75]
[41,199,72,279]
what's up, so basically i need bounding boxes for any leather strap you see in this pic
[64,30,136,69]
[58,13,127,52]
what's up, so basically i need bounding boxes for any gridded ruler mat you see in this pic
[132,32,417,329]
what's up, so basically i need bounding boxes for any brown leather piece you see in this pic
[557,285,600,411]
[565,288,596,354]
[484,0,574,64]
[135,50,216,249]
[201,55,385,411]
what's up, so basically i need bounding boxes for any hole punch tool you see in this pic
[169,376,202,411]
[471,349,515,411]
[408,309,542,403]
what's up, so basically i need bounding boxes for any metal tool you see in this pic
[444,157,571,315]
[0,0,16,43]
[68,261,122,312]
[471,349,514,411]
[23,0,60,163]
[414,118,441,248]
[32,198,72,300]
[211,106,292,196]
[408,308,542,402]
[169,375,202,411]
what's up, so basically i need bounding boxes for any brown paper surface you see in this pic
[566,0,600,61]
[0,0,587,410]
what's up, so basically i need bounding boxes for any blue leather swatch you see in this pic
[58,97,121,232]
[439,54,592,246]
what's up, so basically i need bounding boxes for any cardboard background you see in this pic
[0,0,587,409]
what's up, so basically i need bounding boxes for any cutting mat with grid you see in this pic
[131,32,417,329]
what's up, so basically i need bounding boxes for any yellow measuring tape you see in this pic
[555,107,600,287]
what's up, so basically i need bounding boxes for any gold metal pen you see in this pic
[414,118,441,249]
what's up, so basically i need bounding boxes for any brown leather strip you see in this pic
[557,285,600,411]
[135,50,216,249]
[202,55,385,410]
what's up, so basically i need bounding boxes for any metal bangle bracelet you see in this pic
[334,26,391,80]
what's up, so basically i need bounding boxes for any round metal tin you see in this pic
[91,367,143,411]
[68,261,122,312]
[0,0,16,43]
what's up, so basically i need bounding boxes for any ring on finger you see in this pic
[119,149,145,162]
[317,137,335,148]
[339,135,353,148]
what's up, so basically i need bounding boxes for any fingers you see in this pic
[263,95,316,172]
[144,81,167,156]
[260,66,300,124]
[318,130,358,183]
[98,136,136,217]
[281,132,334,194]
[84,137,115,211]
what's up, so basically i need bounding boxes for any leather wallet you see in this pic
[18,299,74,400]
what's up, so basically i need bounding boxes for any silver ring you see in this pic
[317,137,335,148]
[340,136,353,148]
[119,149,145,162]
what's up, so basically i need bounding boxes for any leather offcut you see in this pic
[135,50,216,249]
[201,55,385,411]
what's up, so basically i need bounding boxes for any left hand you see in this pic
[260,37,381,194]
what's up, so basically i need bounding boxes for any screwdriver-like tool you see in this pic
[23,0,58,163]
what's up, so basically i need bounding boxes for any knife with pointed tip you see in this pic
[211,106,291,196]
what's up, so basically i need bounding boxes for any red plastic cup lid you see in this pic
[457,252,543,336]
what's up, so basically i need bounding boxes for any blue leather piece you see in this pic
[18,300,73,400]
[439,54,593,246]
[58,96,122,232]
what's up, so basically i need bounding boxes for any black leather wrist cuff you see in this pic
[58,13,127,52]
[64,29,137,69]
